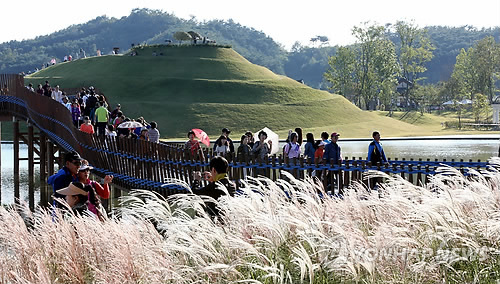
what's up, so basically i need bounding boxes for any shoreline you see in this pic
[4,134,499,145]
[163,134,500,144]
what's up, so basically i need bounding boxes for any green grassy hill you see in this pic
[27,45,431,139]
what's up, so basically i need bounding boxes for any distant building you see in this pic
[396,77,413,94]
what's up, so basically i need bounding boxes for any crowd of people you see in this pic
[189,127,387,167]
[26,81,161,142]
[47,148,235,221]
[46,127,386,220]
[29,80,387,219]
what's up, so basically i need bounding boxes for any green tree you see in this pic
[352,24,383,109]
[187,31,202,43]
[351,23,399,110]
[450,48,475,99]
[471,93,489,123]
[413,83,444,114]
[173,31,192,44]
[372,38,399,112]
[470,36,498,102]
[450,36,499,103]
[324,46,356,98]
[325,24,399,110]
[393,21,434,109]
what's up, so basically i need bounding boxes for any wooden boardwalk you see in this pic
[0,74,491,201]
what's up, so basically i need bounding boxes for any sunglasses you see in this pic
[79,168,90,172]
[72,161,82,166]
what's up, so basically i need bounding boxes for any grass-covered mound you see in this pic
[27,45,424,138]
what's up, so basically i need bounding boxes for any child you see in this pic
[314,141,326,164]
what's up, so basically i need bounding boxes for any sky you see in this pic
[1,0,499,49]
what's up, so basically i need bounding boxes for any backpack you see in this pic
[282,142,292,157]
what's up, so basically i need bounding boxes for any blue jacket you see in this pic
[323,142,341,164]
[304,142,315,159]
[368,140,387,164]
[47,167,76,205]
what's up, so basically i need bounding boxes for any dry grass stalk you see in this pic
[0,160,500,283]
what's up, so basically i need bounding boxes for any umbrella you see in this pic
[253,127,279,155]
[117,121,143,129]
[191,128,210,147]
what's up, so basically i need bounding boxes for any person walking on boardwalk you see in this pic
[304,132,316,161]
[214,135,230,157]
[192,156,236,220]
[368,131,387,165]
[110,104,121,121]
[148,121,160,143]
[283,132,301,164]
[71,101,81,127]
[48,151,82,207]
[314,141,326,164]
[237,135,252,163]
[252,130,272,163]
[36,84,44,95]
[213,128,234,154]
[184,130,204,161]
[245,131,255,149]
[51,85,63,103]
[321,131,330,145]
[323,132,342,193]
[323,132,342,165]
[94,102,109,137]
[80,116,95,135]
[42,81,51,97]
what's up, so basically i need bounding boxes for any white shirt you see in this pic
[83,94,89,105]
[51,90,63,103]
[284,142,301,158]
[215,145,229,156]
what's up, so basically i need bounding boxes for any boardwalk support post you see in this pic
[13,118,20,203]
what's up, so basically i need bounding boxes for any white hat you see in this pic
[78,160,93,171]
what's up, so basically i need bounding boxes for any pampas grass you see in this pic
[1,160,500,283]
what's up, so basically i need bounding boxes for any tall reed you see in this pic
[0,159,500,283]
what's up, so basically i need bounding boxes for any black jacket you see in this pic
[369,141,386,165]
[192,177,236,218]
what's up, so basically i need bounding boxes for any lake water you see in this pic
[2,136,499,205]
[336,137,499,161]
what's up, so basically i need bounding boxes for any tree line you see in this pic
[0,9,498,102]
[323,21,499,119]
